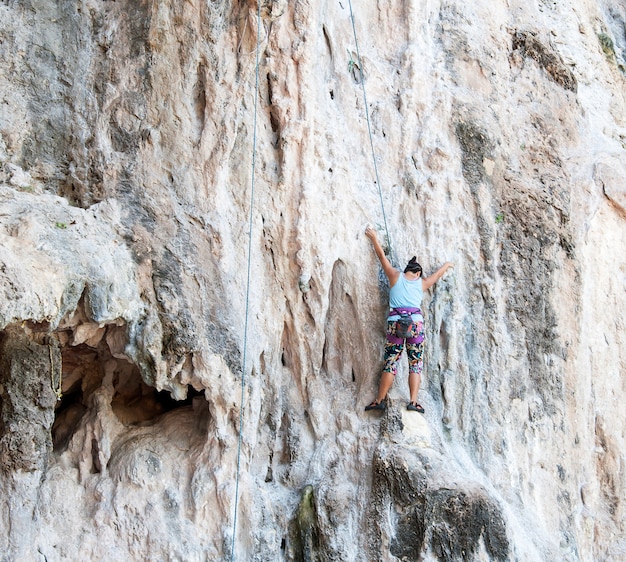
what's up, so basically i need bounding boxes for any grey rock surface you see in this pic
[0,0,625,561]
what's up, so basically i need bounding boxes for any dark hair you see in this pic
[404,256,422,274]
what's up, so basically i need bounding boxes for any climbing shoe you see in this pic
[365,400,386,411]
[407,402,424,413]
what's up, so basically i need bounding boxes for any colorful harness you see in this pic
[386,307,425,345]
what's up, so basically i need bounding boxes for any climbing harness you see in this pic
[395,311,416,340]
[230,0,262,560]
[347,0,394,262]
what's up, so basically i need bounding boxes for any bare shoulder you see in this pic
[388,268,401,287]
[421,275,436,291]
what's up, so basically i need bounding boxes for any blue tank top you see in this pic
[388,274,424,320]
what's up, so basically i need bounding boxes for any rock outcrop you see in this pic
[1,0,625,560]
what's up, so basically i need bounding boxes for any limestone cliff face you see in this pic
[0,0,625,560]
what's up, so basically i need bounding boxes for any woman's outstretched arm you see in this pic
[365,227,399,285]
[422,262,454,290]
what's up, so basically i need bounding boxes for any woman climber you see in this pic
[364,226,453,414]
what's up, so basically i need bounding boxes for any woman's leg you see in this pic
[406,334,424,404]
[374,339,404,403]
[408,370,421,403]
[375,370,396,403]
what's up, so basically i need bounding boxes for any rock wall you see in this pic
[0,0,625,560]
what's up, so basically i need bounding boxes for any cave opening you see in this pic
[1,295,208,461]
[45,298,205,453]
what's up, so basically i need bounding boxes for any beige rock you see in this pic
[0,0,625,561]
[401,409,432,448]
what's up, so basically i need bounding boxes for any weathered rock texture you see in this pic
[0,0,625,560]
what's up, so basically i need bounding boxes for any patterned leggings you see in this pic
[382,320,425,376]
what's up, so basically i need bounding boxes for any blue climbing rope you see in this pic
[231,2,262,560]
[229,3,392,557]
[347,0,394,262]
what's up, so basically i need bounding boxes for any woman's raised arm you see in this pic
[422,262,454,290]
[365,227,399,285]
